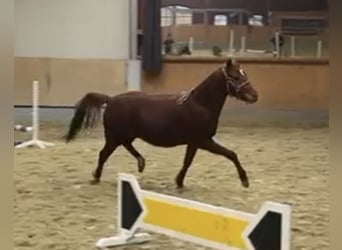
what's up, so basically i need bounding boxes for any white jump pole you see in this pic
[316,40,322,58]
[240,35,246,54]
[290,36,296,57]
[228,29,235,56]
[15,80,54,149]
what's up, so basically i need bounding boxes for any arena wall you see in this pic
[15,0,129,58]
[14,57,127,106]
[15,56,329,113]
[142,58,329,112]
[14,0,129,105]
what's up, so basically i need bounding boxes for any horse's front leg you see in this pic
[175,144,198,188]
[199,138,249,188]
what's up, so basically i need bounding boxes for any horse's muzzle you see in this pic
[244,92,258,103]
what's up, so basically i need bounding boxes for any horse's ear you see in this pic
[226,59,233,68]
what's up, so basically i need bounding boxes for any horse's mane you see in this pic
[176,87,195,104]
[176,66,224,105]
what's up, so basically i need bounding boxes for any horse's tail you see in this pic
[64,92,110,142]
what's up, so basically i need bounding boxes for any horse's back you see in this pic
[107,91,182,111]
[113,91,177,101]
[103,91,181,127]
[102,90,213,146]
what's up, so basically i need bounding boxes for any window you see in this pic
[161,5,192,27]
[281,17,327,34]
[174,6,192,25]
[214,15,227,26]
[161,7,173,26]
[248,15,264,26]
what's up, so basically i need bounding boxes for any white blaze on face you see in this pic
[239,68,245,76]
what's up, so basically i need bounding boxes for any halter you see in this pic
[221,66,250,94]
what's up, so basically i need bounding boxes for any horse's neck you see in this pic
[191,74,227,116]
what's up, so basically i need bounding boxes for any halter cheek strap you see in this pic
[221,66,250,94]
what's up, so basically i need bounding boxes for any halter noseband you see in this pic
[221,66,250,94]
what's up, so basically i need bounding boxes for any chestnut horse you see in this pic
[64,59,258,188]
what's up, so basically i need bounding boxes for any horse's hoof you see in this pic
[138,158,145,173]
[175,180,184,189]
[89,179,100,185]
[90,171,100,185]
[242,179,249,188]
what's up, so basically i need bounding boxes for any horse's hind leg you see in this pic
[123,143,145,173]
[175,144,198,188]
[91,140,118,184]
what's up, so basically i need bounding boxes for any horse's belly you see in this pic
[139,136,185,147]
[137,120,210,147]
[134,101,211,146]
[137,126,188,147]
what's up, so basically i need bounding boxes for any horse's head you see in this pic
[220,59,258,103]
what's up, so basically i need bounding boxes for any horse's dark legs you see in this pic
[123,143,145,173]
[175,145,198,188]
[199,139,249,188]
[91,141,118,184]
